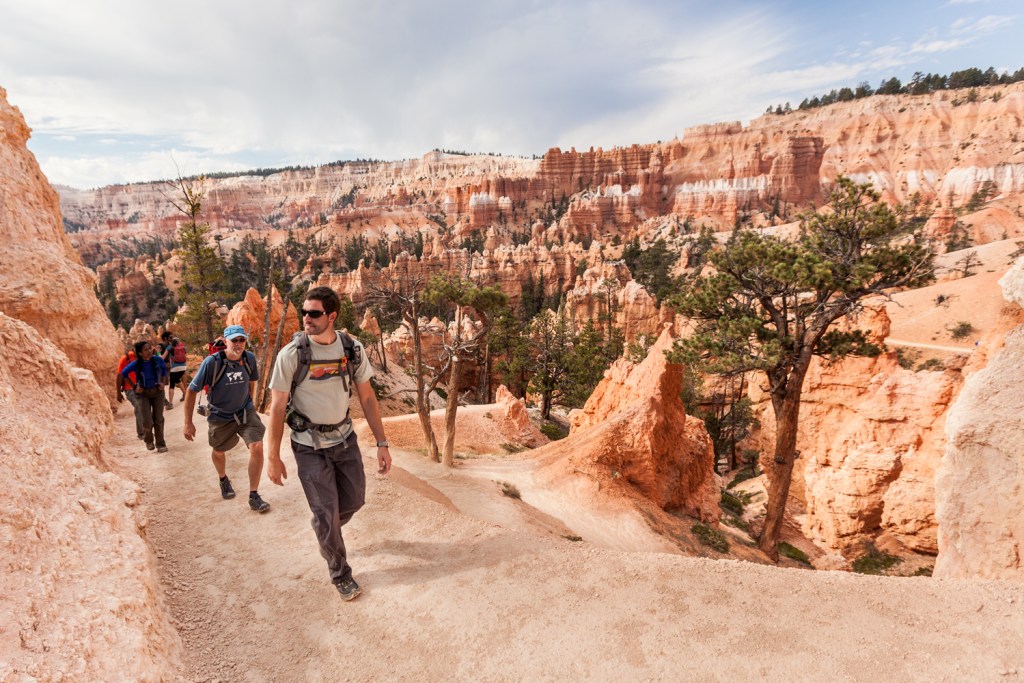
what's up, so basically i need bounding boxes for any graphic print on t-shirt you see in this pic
[308,358,346,381]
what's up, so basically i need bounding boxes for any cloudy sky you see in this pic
[0,0,1018,189]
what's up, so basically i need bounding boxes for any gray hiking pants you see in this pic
[292,433,366,584]
[123,389,145,438]
[136,387,166,448]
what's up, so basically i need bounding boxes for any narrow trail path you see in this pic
[884,338,975,354]
[110,405,1024,682]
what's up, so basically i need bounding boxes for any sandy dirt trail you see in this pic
[112,404,1024,682]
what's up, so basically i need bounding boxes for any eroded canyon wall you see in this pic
[0,86,183,679]
[0,88,122,397]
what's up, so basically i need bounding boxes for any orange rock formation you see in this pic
[551,325,719,519]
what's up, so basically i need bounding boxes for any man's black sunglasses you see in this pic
[300,309,326,319]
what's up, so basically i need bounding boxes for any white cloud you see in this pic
[0,0,1018,188]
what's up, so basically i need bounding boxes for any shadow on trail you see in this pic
[357,535,528,588]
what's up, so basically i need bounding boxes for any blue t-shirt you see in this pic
[189,352,257,421]
[121,356,168,389]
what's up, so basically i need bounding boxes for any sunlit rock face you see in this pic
[0,85,183,680]
[935,258,1024,579]
[0,86,121,401]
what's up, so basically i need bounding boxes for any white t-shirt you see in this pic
[269,331,373,448]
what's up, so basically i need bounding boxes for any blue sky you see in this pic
[0,0,1018,189]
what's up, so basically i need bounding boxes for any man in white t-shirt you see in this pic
[266,286,391,602]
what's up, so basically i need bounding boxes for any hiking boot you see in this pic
[219,476,236,500]
[157,446,168,453]
[335,577,361,601]
[165,399,173,409]
[146,442,155,451]
[248,492,270,513]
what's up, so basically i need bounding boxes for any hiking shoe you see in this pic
[165,399,173,409]
[157,446,168,453]
[146,442,155,451]
[335,577,361,601]
[219,477,236,500]
[248,493,270,513]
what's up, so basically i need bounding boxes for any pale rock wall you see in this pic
[0,87,121,401]
[935,258,1024,578]
[0,85,182,679]
[0,314,183,680]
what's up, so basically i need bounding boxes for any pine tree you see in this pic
[170,176,227,346]
[670,177,934,559]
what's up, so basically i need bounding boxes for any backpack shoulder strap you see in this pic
[210,351,228,389]
[338,331,361,387]
[289,332,311,399]
[243,350,257,380]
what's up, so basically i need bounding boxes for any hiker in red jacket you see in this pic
[115,346,144,440]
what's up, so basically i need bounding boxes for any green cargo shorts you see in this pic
[208,408,266,453]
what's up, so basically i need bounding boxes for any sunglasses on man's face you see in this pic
[301,309,326,319]
[229,337,247,344]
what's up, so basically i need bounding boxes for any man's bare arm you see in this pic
[355,379,391,475]
[266,389,289,485]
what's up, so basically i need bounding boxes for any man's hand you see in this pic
[377,446,392,476]
[183,420,196,441]
[268,456,287,486]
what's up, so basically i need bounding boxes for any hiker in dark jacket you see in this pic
[120,340,170,452]
[183,324,270,513]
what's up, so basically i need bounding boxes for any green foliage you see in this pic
[720,490,746,516]
[621,237,681,304]
[692,523,730,553]
[851,549,903,575]
[683,224,718,268]
[948,321,974,340]
[527,309,574,418]
[539,421,566,441]
[172,177,229,345]
[778,542,812,566]
[945,220,973,251]
[490,307,532,398]
[783,65,1024,114]
[917,358,945,372]
[727,466,760,489]
[894,347,920,370]
[912,566,933,577]
[671,177,934,379]
[499,481,521,499]
[500,443,527,454]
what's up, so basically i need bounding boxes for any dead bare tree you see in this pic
[366,272,443,461]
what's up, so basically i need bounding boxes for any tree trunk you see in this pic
[758,376,806,561]
[378,327,388,373]
[411,315,439,461]
[256,274,275,408]
[258,286,291,412]
[441,353,461,467]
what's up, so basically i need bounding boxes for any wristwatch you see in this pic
[376,440,390,448]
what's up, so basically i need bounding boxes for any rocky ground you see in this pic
[111,401,1024,682]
